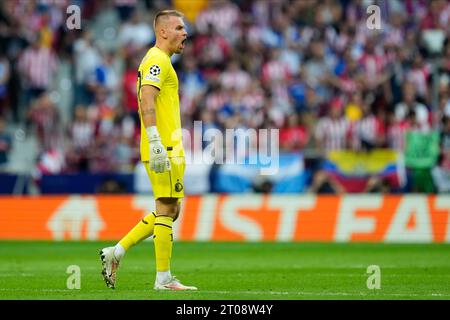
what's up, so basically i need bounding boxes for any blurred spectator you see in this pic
[432,116,450,192]
[180,57,206,118]
[261,48,291,84]
[195,0,241,45]
[220,60,251,92]
[241,80,265,125]
[114,0,138,22]
[387,45,411,105]
[404,129,440,193]
[280,113,309,152]
[2,19,28,123]
[349,100,386,152]
[330,48,364,95]
[344,91,363,122]
[435,92,450,130]
[407,51,431,102]
[420,0,450,30]
[117,8,153,52]
[358,37,387,90]
[73,30,101,106]
[204,82,228,112]
[114,135,135,173]
[394,82,431,131]
[193,23,231,78]
[88,86,116,138]
[89,50,120,107]
[309,98,350,194]
[66,106,95,172]
[0,116,12,170]
[387,110,410,152]
[121,55,140,123]
[0,51,10,116]
[32,148,66,188]
[27,93,62,151]
[288,72,307,112]
[314,97,349,154]
[316,0,342,26]
[89,131,118,173]
[18,34,57,108]
[217,89,245,129]
[442,39,450,74]
[113,108,139,172]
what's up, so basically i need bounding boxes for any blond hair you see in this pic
[153,9,184,30]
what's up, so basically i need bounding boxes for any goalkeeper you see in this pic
[100,10,196,291]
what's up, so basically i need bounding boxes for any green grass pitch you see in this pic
[0,241,449,300]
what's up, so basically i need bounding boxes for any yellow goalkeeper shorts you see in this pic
[144,156,185,199]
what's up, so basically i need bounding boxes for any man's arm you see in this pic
[140,85,159,128]
[140,85,170,173]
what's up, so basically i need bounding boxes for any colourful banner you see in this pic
[0,195,449,242]
[323,149,406,191]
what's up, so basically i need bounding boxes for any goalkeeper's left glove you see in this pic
[147,126,171,173]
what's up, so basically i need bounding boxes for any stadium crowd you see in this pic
[0,0,449,193]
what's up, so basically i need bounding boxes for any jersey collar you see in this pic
[154,46,171,58]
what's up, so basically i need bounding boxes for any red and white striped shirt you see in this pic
[387,120,409,152]
[262,60,291,83]
[70,121,95,150]
[408,66,430,98]
[350,115,385,149]
[19,47,57,89]
[315,117,350,152]
[220,69,251,91]
[195,2,240,37]
[358,53,385,80]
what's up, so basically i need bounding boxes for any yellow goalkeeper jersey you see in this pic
[137,46,184,161]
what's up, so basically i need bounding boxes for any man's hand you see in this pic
[147,126,171,173]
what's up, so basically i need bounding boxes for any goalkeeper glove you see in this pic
[147,126,171,173]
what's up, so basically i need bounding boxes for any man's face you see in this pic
[164,16,188,55]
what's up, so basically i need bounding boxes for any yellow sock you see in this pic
[153,216,174,272]
[118,212,156,250]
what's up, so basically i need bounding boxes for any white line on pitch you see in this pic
[0,288,449,297]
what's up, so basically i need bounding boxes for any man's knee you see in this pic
[156,197,179,219]
[173,203,181,222]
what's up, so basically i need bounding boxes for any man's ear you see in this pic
[160,27,168,39]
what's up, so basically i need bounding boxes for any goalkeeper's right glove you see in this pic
[147,126,170,173]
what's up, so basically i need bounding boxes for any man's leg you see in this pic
[100,210,159,289]
[116,211,157,258]
[116,203,182,256]
[153,197,196,290]
[153,198,178,283]
[117,200,181,259]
